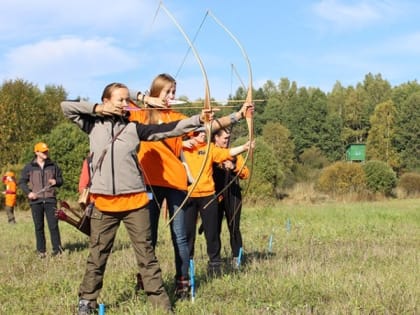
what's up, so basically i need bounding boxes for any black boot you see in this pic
[174,276,190,300]
[207,260,223,277]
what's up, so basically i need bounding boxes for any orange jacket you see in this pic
[183,142,232,197]
[78,158,90,193]
[3,179,17,207]
[129,109,189,191]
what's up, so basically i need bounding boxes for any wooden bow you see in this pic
[158,2,213,226]
[201,11,254,215]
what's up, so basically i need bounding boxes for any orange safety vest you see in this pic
[4,179,17,207]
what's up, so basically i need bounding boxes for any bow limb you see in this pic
[158,2,212,226]
[201,11,254,213]
[208,9,253,160]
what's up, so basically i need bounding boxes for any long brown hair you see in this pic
[146,74,176,124]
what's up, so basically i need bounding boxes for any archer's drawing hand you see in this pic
[144,96,168,108]
[183,139,197,149]
[102,101,124,116]
[222,160,235,170]
[101,100,124,116]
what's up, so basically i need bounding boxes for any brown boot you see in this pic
[135,273,144,292]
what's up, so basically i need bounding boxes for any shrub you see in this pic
[317,161,366,195]
[362,160,397,196]
[19,122,89,201]
[294,147,330,183]
[235,137,283,203]
[398,172,420,196]
[300,146,329,169]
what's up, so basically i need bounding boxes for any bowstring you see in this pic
[175,11,209,79]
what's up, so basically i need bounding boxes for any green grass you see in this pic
[0,199,418,314]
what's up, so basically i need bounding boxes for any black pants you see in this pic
[217,193,243,257]
[184,195,221,263]
[30,201,62,253]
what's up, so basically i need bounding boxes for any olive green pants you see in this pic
[5,205,15,223]
[78,206,171,311]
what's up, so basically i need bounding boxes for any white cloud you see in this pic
[312,0,397,30]
[1,37,142,99]
[0,0,168,42]
[5,37,138,77]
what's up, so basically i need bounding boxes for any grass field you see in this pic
[0,198,418,314]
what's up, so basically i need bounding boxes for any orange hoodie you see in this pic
[183,142,232,197]
[233,154,250,180]
[129,109,189,191]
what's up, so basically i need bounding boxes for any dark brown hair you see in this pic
[101,82,128,101]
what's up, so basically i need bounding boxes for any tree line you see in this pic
[0,73,419,204]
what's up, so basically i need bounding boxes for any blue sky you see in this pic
[1,0,419,102]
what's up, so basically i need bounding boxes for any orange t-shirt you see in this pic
[183,142,232,197]
[129,109,189,191]
[91,192,149,212]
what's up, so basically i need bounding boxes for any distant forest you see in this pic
[1,73,419,201]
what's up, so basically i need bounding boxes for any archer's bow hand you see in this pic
[244,139,256,151]
[200,108,220,123]
[238,102,254,119]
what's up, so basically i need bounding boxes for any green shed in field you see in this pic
[346,143,366,162]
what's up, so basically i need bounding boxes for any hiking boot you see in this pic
[174,276,190,300]
[78,299,95,315]
[52,248,64,257]
[207,261,223,277]
[38,251,46,259]
[135,273,144,292]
